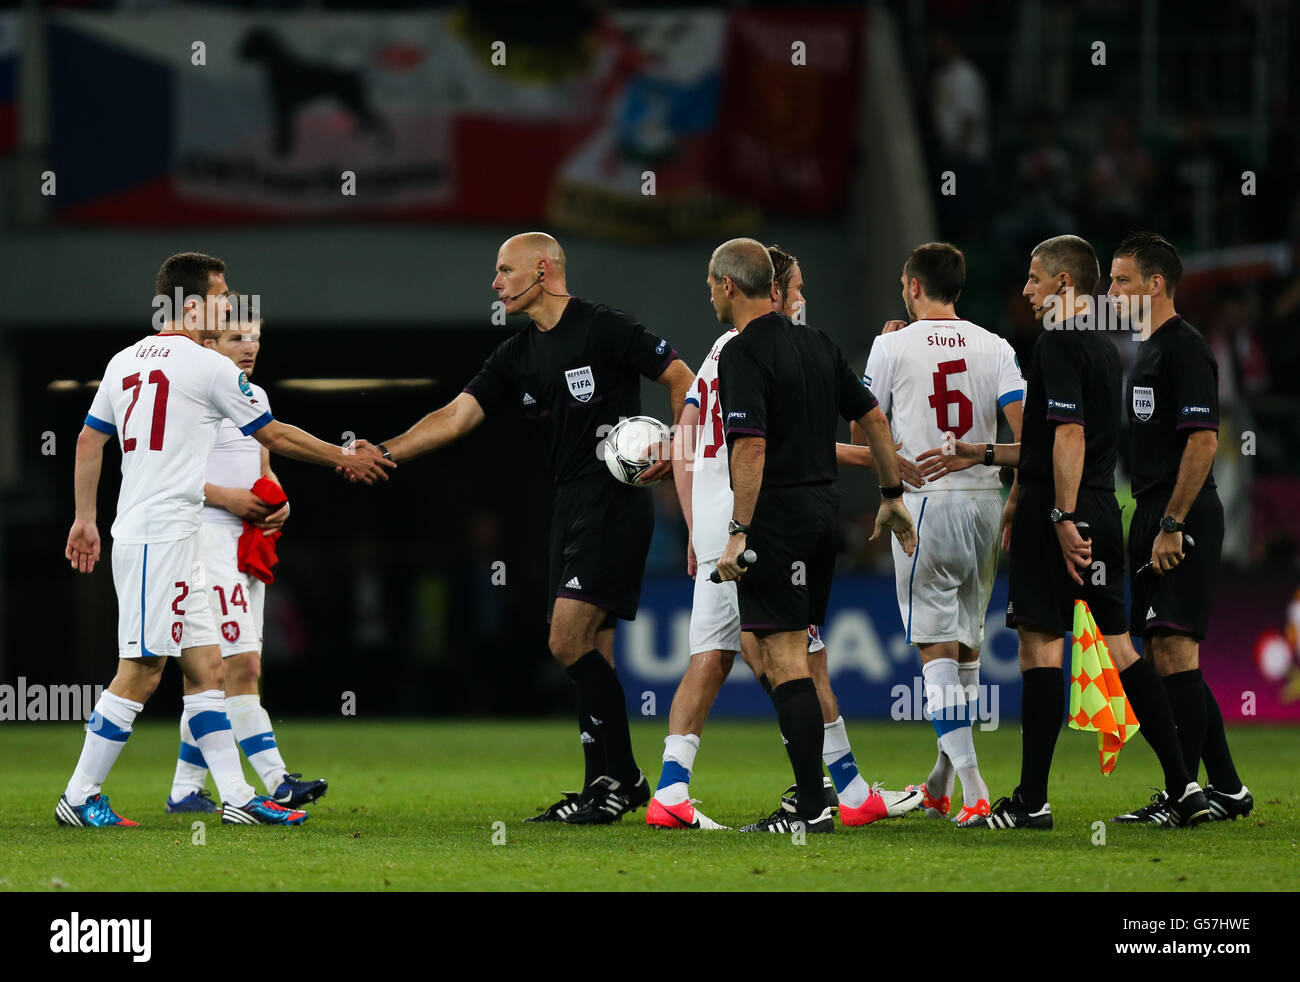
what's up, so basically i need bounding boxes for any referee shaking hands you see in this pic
[708,238,917,834]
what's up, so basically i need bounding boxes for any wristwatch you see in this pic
[984,444,996,466]
[377,443,394,462]
[1049,508,1076,524]
[1160,516,1187,534]
[728,520,750,536]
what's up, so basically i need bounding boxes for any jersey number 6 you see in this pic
[929,359,973,439]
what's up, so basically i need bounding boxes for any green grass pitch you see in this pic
[2,719,1295,891]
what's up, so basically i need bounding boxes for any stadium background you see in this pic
[1,0,1297,726]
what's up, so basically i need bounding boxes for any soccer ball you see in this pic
[603,415,670,486]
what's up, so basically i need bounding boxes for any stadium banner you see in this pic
[618,572,1300,722]
[712,7,865,214]
[0,13,17,155]
[46,8,861,230]
[618,573,1022,720]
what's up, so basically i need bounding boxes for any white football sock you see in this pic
[168,711,209,801]
[959,658,981,715]
[656,733,699,806]
[182,691,256,806]
[65,692,143,806]
[956,658,989,804]
[923,658,987,807]
[927,740,955,801]
[225,694,288,794]
[822,716,870,808]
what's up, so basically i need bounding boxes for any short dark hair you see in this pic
[1031,235,1099,294]
[903,242,965,304]
[1114,231,1183,295]
[768,244,799,298]
[156,252,225,304]
[225,290,261,325]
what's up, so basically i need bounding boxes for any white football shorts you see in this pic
[891,489,1002,650]
[198,523,265,658]
[112,532,220,659]
[691,561,826,656]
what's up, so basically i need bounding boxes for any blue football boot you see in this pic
[56,793,139,827]
[272,772,328,808]
[222,794,308,825]
[166,789,218,813]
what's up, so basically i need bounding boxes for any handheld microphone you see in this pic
[507,271,544,302]
[1136,534,1195,579]
[710,549,757,583]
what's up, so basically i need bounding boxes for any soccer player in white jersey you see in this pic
[647,245,924,829]
[59,253,391,827]
[855,242,1024,824]
[165,295,328,814]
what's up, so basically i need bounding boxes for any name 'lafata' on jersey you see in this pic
[603,416,669,486]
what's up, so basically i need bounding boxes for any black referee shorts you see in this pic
[1129,488,1223,640]
[738,484,840,633]
[1006,482,1127,637]
[549,472,654,622]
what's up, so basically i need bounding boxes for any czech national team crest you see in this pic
[222,621,240,643]
[171,622,184,644]
[564,365,595,403]
[1132,385,1155,421]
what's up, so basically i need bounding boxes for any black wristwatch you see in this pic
[377,443,393,462]
[984,443,996,466]
[728,520,750,536]
[1160,516,1187,534]
[880,483,904,499]
[1049,508,1076,524]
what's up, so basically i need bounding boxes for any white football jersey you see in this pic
[85,333,272,544]
[203,381,271,529]
[687,328,737,563]
[863,319,1023,491]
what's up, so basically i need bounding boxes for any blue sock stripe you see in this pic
[188,710,232,740]
[86,710,131,743]
[239,731,278,757]
[656,759,691,790]
[177,740,207,767]
[829,751,860,793]
[931,714,973,737]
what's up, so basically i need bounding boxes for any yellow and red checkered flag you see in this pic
[1068,599,1140,774]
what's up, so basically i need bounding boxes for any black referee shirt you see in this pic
[1017,320,1120,491]
[1126,315,1219,497]
[718,311,878,489]
[463,296,678,483]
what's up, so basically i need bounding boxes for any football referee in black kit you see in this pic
[371,232,694,824]
[708,238,918,834]
[1107,231,1252,823]
[954,235,1209,830]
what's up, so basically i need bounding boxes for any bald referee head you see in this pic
[492,231,569,320]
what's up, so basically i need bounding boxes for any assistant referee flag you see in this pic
[1069,600,1140,775]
